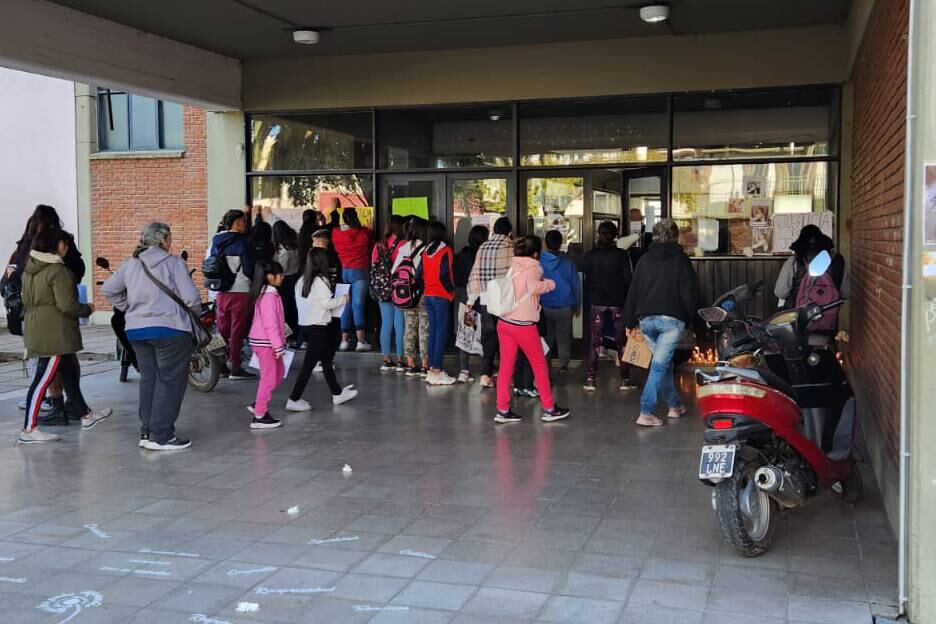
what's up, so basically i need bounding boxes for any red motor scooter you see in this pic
[694,251,862,557]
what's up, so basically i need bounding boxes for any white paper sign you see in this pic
[332,283,351,318]
[455,303,483,355]
[772,212,835,253]
[249,349,296,379]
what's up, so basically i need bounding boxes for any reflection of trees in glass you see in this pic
[452,179,507,217]
[526,178,583,217]
[250,117,360,172]
[252,175,371,211]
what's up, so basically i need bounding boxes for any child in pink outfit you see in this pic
[247,261,287,429]
[495,236,571,424]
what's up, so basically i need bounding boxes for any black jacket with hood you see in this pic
[623,242,699,327]
[580,245,632,307]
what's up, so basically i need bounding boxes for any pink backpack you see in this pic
[795,269,840,331]
[391,243,425,309]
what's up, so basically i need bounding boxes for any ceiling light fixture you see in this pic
[292,30,320,45]
[639,5,669,23]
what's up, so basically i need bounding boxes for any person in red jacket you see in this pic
[419,221,456,386]
[331,207,374,351]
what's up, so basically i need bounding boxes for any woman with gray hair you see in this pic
[102,222,202,451]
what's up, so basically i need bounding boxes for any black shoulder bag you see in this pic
[137,259,211,349]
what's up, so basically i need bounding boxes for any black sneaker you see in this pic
[542,405,571,422]
[558,366,569,375]
[250,414,283,429]
[494,410,522,424]
[229,368,257,380]
[142,436,192,451]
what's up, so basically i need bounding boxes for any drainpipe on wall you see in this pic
[897,0,917,615]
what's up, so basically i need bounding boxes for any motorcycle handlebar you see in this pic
[822,299,845,312]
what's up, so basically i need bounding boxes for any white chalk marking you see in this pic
[128,559,170,566]
[226,566,277,577]
[0,576,27,584]
[139,548,200,558]
[285,506,300,515]
[308,536,359,545]
[399,549,436,559]
[190,614,232,624]
[352,605,411,612]
[342,464,352,475]
[100,566,171,577]
[83,524,111,539]
[37,591,103,624]
[235,602,260,613]
[254,586,336,596]
[0,556,15,562]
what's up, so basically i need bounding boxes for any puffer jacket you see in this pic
[22,251,92,358]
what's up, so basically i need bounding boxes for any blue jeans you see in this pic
[638,315,686,414]
[379,301,405,358]
[424,296,450,370]
[340,268,368,332]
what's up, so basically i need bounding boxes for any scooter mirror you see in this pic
[95,257,110,270]
[808,250,832,277]
[699,307,729,323]
[180,250,189,261]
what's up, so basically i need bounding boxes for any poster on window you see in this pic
[772,212,835,253]
[743,175,767,199]
[750,200,771,227]
[752,227,772,254]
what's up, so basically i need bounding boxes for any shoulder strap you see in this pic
[138,259,198,321]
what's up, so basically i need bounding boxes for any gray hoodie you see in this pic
[101,246,202,334]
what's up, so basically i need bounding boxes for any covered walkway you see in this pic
[0,354,897,623]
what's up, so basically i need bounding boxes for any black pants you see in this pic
[478,304,499,377]
[290,325,341,400]
[279,274,300,338]
[25,354,87,430]
[133,335,193,444]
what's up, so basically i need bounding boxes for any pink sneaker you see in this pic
[667,406,687,419]
[636,413,664,427]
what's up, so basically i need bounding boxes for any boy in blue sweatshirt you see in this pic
[539,230,581,373]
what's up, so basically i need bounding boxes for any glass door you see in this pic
[623,168,665,247]
[522,175,586,254]
[448,173,513,250]
[381,173,446,231]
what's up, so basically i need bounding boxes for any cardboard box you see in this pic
[622,338,653,369]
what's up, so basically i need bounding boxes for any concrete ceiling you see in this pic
[46,0,852,61]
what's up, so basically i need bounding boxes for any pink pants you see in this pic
[496,321,554,413]
[253,347,284,417]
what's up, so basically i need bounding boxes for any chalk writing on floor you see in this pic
[352,605,411,612]
[399,549,436,559]
[138,548,200,558]
[226,566,277,577]
[254,586,336,595]
[100,566,171,577]
[308,536,359,545]
[37,591,103,624]
[83,524,111,539]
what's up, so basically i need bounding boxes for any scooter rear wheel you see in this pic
[716,462,775,557]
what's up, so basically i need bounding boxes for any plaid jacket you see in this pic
[467,234,513,305]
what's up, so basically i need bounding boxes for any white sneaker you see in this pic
[457,371,473,384]
[333,386,358,405]
[313,363,324,373]
[18,399,51,412]
[424,371,437,385]
[355,341,372,352]
[338,341,350,352]
[18,428,59,444]
[81,408,113,430]
[286,399,311,412]
[429,372,457,386]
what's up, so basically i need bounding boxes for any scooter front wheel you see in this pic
[715,462,775,557]
[188,349,221,393]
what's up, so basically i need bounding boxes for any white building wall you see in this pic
[0,67,77,270]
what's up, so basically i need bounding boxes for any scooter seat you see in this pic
[756,367,798,401]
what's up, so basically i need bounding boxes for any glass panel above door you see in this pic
[519,96,668,167]
[378,106,513,169]
[451,177,508,251]
[250,112,374,171]
[250,174,374,230]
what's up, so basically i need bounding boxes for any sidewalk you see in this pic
[0,324,116,358]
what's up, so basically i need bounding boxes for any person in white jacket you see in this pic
[285,248,357,411]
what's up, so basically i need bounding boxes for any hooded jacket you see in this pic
[248,286,287,356]
[22,251,92,358]
[101,246,202,335]
[539,250,581,309]
[501,256,555,324]
[623,242,698,327]
[210,231,254,293]
[580,245,633,307]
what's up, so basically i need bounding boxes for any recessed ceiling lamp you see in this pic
[292,30,320,45]
[488,110,505,121]
[639,5,669,23]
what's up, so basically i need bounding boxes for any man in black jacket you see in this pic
[623,220,698,427]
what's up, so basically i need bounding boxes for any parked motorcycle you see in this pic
[95,254,225,393]
[694,251,861,557]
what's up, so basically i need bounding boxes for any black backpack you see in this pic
[203,240,238,292]
[1,266,23,336]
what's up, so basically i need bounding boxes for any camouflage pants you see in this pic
[403,306,429,359]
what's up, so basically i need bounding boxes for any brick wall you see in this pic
[848,0,909,460]
[90,107,208,308]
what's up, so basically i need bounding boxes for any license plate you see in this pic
[207,333,227,352]
[699,445,736,479]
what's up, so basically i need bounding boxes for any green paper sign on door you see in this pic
[391,197,430,220]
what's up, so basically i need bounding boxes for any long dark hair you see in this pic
[343,207,362,229]
[249,260,284,319]
[468,225,489,251]
[301,248,332,297]
[385,215,405,242]
[272,220,298,251]
[425,220,448,255]
[407,217,429,243]
[17,204,63,249]
[514,235,542,258]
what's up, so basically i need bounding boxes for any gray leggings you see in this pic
[133,334,193,444]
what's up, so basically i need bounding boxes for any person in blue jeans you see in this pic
[373,216,406,371]
[332,208,374,351]
[623,220,698,427]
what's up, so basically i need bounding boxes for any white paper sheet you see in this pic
[249,349,296,379]
[332,283,351,318]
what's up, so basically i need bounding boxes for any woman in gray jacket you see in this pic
[102,223,202,451]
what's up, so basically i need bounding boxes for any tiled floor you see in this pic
[0,353,898,623]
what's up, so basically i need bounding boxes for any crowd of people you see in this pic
[3,201,848,448]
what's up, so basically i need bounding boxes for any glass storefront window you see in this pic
[671,161,836,256]
[378,107,513,169]
[250,175,374,231]
[519,97,668,167]
[526,177,584,252]
[673,87,837,161]
[250,113,373,172]
[452,178,508,251]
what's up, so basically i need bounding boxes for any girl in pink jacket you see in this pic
[247,261,287,430]
[495,236,571,424]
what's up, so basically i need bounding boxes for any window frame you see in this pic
[96,88,185,153]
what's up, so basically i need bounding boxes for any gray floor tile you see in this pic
[463,587,550,620]
[417,559,495,585]
[558,571,635,601]
[618,605,704,624]
[538,595,624,624]
[484,564,563,593]
[331,573,409,602]
[157,582,247,613]
[627,579,711,611]
[788,595,874,624]
[353,552,433,578]
[392,579,477,610]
